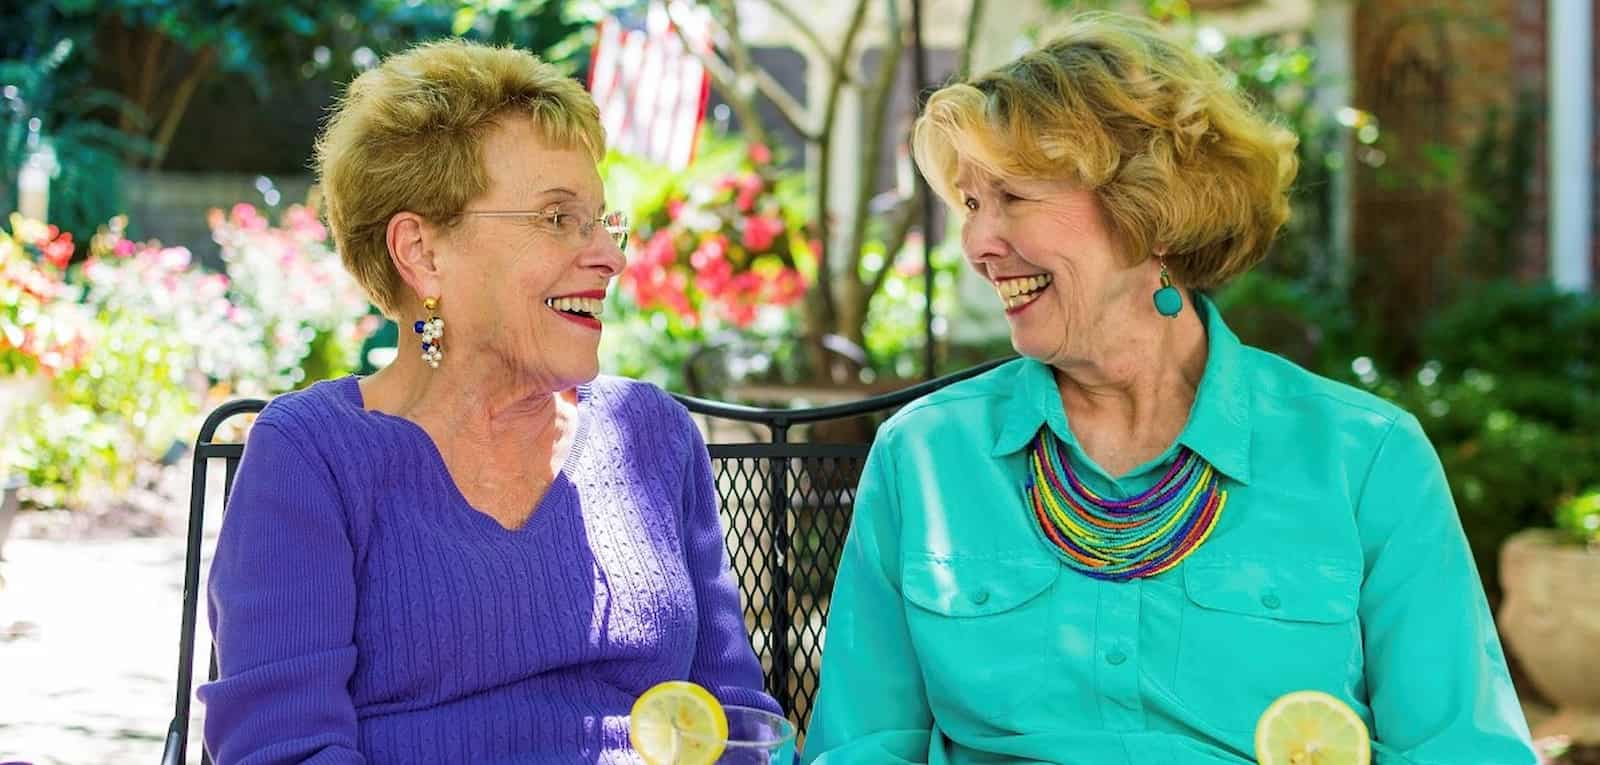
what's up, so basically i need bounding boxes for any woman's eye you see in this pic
[963,197,979,212]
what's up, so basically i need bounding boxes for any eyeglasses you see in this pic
[462,206,630,250]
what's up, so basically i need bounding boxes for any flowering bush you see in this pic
[208,203,377,393]
[2,204,377,503]
[1,215,91,377]
[601,135,814,391]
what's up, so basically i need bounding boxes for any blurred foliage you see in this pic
[862,236,963,381]
[1456,95,1540,287]
[0,36,151,247]
[0,0,624,244]
[1221,277,1600,597]
[1555,489,1600,549]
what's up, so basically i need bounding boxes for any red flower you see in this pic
[41,231,75,270]
[724,302,757,328]
[748,142,772,165]
[767,268,808,305]
[740,215,784,252]
[695,256,733,298]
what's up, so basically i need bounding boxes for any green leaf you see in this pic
[452,6,478,36]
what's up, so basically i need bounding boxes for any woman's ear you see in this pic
[387,211,443,299]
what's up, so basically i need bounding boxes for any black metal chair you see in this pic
[160,360,1008,764]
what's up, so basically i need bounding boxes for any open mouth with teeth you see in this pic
[544,294,605,329]
[996,273,1053,314]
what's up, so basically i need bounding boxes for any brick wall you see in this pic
[1513,0,1549,280]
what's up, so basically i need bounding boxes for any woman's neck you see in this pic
[359,350,572,454]
[1052,303,1209,477]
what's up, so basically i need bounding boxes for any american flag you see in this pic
[588,1,713,170]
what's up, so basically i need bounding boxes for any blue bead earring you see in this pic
[1153,256,1183,318]
[414,296,443,368]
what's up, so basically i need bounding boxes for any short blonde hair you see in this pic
[913,12,1298,288]
[314,39,604,315]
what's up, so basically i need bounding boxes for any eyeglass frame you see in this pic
[460,206,630,250]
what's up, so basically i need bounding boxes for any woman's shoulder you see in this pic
[584,374,687,417]
[1236,346,1419,461]
[582,374,696,442]
[246,376,400,483]
[1240,347,1403,420]
[252,375,364,437]
[879,358,1029,437]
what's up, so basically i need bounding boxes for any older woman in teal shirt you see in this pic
[803,12,1534,765]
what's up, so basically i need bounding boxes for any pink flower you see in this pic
[642,230,678,268]
[740,215,784,252]
[284,205,328,242]
[690,236,728,271]
[230,203,268,232]
[748,142,772,165]
[666,198,685,221]
[158,247,193,270]
[735,172,764,212]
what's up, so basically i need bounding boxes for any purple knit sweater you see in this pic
[198,375,778,764]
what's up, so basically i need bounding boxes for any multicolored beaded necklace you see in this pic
[1025,428,1227,581]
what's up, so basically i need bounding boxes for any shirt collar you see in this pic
[990,293,1253,485]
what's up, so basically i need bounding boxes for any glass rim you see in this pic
[671,704,796,747]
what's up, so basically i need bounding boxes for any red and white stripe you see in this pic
[588,1,712,170]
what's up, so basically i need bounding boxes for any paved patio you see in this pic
[0,534,209,764]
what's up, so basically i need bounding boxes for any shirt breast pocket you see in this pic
[1175,554,1364,733]
[902,554,1060,725]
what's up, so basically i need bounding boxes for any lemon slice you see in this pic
[629,680,728,765]
[1255,690,1371,765]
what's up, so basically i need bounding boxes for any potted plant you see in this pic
[1500,487,1600,742]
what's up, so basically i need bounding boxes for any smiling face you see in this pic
[426,116,625,390]
[955,161,1154,367]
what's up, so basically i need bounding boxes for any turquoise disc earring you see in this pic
[1153,257,1183,318]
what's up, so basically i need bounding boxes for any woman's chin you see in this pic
[1008,315,1060,362]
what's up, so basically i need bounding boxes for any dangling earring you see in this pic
[1153,256,1183,318]
[414,296,444,368]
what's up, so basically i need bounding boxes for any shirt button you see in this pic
[1106,650,1127,666]
[1261,593,1282,610]
[971,590,990,605]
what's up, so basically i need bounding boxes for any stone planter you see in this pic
[1499,528,1600,742]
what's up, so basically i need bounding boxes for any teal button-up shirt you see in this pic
[803,298,1534,765]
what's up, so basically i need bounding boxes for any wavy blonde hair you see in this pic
[314,39,604,316]
[913,12,1298,288]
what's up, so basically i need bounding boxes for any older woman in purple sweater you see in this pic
[198,40,777,764]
